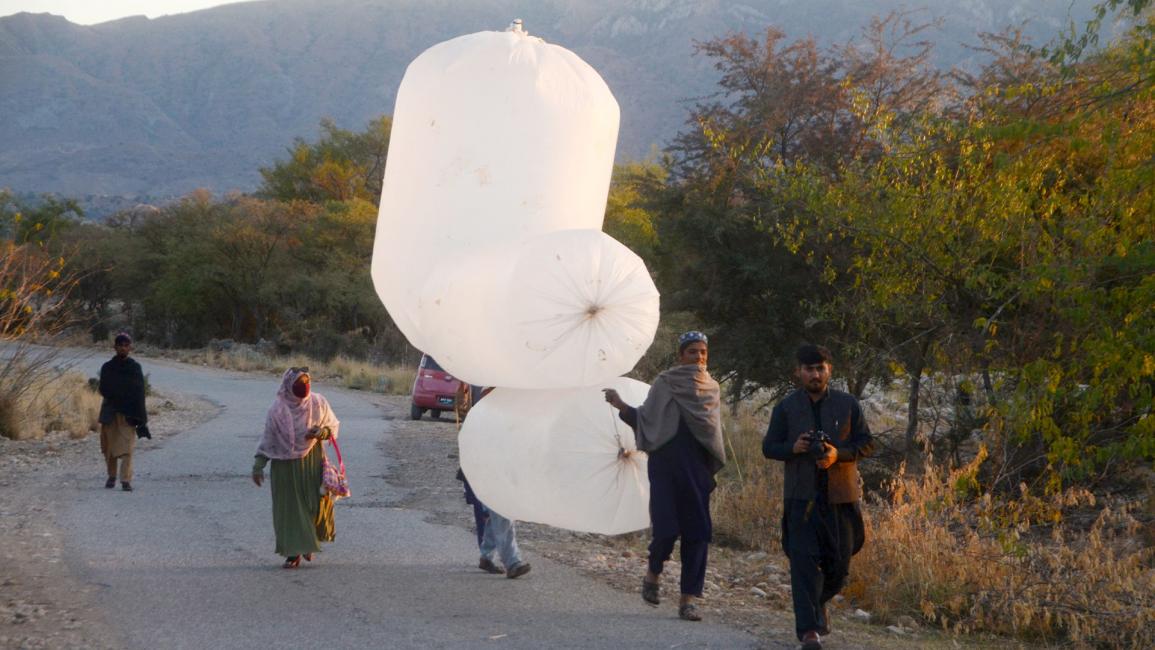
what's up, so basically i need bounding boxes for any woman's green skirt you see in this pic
[267,443,335,556]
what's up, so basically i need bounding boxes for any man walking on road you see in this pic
[604,331,726,623]
[98,332,149,492]
[762,344,873,650]
[457,385,531,579]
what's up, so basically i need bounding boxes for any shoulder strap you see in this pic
[328,437,345,470]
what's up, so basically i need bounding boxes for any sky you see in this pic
[0,0,244,24]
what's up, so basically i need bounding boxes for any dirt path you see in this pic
[1,362,1025,650]
[2,359,758,649]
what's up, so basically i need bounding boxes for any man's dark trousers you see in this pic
[785,498,857,639]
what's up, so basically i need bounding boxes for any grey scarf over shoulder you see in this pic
[635,364,726,474]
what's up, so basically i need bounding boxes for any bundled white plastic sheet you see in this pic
[371,28,621,352]
[417,229,659,388]
[373,25,661,534]
[459,378,651,535]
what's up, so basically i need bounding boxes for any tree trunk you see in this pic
[849,365,871,400]
[981,362,997,405]
[253,302,264,340]
[231,306,243,341]
[728,376,744,417]
[904,337,932,460]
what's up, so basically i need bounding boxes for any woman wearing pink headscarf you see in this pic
[252,367,341,568]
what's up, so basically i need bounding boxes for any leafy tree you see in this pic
[0,192,85,439]
[105,192,312,345]
[603,161,664,264]
[276,197,401,360]
[55,222,126,341]
[79,113,413,362]
[257,116,392,204]
[0,191,82,244]
[651,2,1154,487]
[655,12,944,399]
[793,8,1155,484]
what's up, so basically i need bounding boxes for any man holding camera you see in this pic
[763,344,873,650]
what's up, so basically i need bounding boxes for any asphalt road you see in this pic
[54,354,765,649]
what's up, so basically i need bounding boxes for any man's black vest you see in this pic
[777,388,864,503]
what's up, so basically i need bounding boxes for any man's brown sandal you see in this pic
[641,579,660,605]
[678,602,702,621]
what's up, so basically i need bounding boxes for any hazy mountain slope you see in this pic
[0,0,1097,200]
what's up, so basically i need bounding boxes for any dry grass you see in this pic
[163,347,309,374]
[712,402,783,551]
[0,369,100,440]
[851,453,1155,647]
[330,356,415,394]
[712,401,1155,648]
[155,347,415,395]
[379,363,417,394]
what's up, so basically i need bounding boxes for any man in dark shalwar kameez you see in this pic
[763,344,873,650]
[604,331,725,622]
[98,333,148,492]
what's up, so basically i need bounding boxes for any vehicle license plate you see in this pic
[438,396,454,405]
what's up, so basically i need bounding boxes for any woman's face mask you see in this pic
[292,374,310,398]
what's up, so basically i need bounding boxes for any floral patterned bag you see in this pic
[320,437,351,500]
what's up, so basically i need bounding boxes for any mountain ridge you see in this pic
[0,0,1098,204]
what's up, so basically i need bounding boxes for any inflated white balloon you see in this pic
[504,229,660,384]
[456,389,559,525]
[373,26,661,536]
[418,229,659,388]
[459,378,651,534]
[371,28,621,349]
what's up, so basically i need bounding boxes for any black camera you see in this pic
[807,430,833,460]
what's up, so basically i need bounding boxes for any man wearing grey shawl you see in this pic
[604,331,725,622]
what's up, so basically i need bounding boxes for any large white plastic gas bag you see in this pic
[371,28,621,351]
[459,377,651,535]
[418,229,659,388]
